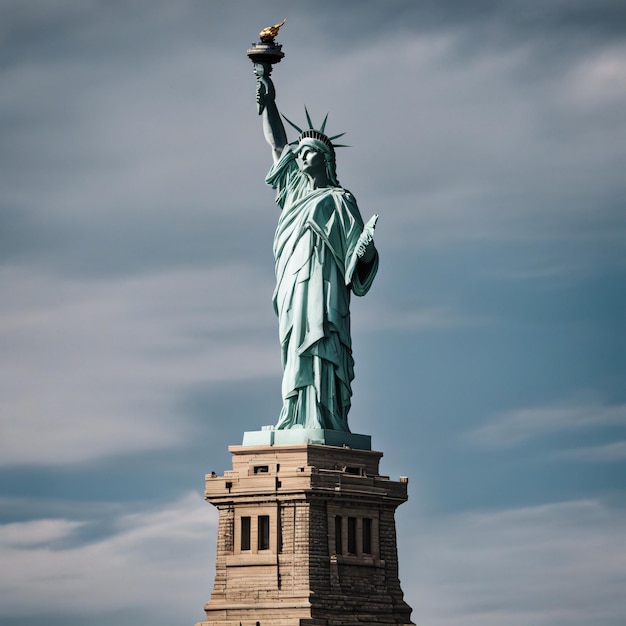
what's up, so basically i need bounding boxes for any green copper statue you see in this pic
[249,24,379,433]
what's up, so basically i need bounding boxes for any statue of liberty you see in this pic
[252,49,379,434]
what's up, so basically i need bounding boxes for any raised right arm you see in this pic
[254,63,287,164]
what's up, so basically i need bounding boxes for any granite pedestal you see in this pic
[196,443,414,626]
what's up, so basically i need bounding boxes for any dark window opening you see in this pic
[335,515,343,555]
[254,465,269,474]
[347,517,357,555]
[241,516,251,551]
[362,517,372,554]
[258,515,270,551]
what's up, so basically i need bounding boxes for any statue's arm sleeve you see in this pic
[339,193,379,296]
[265,146,300,209]
[351,252,379,296]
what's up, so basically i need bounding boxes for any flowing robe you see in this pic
[266,147,378,431]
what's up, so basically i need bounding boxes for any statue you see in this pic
[248,24,379,433]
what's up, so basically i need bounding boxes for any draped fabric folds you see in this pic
[266,147,378,431]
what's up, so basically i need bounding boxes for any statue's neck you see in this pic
[305,172,330,189]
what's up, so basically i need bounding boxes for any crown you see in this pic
[282,107,348,156]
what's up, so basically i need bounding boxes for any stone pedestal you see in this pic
[196,444,414,626]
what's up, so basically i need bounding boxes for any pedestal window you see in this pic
[257,515,270,551]
[233,509,276,555]
[362,517,372,554]
[347,517,357,555]
[241,516,251,551]
[329,510,380,560]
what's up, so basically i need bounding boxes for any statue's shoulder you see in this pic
[331,188,360,214]
[331,186,356,204]
[266,147,299,190]
[329,187,364,226]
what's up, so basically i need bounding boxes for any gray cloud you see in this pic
[469,398,626,448]
[0,265,278,466]
[555,441,626,463]
[0,492,215,624]
[2,0,624,281]
[405,498,626,625]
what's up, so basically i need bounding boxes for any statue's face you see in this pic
[297,145,325,175]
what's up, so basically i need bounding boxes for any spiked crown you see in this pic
[282,107,348,156]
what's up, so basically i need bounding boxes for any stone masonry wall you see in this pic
[199,445,414,626]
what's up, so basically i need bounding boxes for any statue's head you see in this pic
[297,131,339,186]
[283,108,347,188]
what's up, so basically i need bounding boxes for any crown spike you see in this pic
[320,113,329,134]
[288,109,347,154]
[304,106,314,129]
[281,113,303,134]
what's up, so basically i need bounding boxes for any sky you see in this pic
[1,1,625,624]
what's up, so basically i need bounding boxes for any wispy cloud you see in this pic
[468,399,626,448]
[0,265,278,466]
[0,518,85,549]
[483,260,598,283]
[353,304,481,333]
[555,440,626,463]
[0,492,214,623]
[405,499,626,626]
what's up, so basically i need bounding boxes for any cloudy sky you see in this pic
[1,1,625,624]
